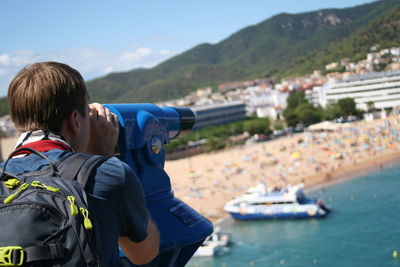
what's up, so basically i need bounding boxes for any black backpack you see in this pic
[0,147,106,266]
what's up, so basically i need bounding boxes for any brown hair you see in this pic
[8,62,88,132]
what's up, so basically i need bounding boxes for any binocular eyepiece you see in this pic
[105,104,195,148]
[171,107,197,138]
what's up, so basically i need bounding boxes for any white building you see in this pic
[313,70,400,111]
[245,86,288,119]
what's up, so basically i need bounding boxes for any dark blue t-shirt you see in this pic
[0,149,149,266]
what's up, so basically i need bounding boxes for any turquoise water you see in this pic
[187,163,400,267]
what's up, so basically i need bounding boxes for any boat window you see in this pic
[296,190,307,203]
[252,201,295,205]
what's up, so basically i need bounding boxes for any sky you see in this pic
[0,0,376,96]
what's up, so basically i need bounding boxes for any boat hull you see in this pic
[224,201,330,220]
[228,210,327,220]
[223,183,331,221]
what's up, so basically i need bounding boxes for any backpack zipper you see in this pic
[2,181,94,231]
[80,207,93,230]
[31,181,60,192]
[67,196,79,216]
[3,183,30,204]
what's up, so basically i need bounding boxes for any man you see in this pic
[5,61,160,265]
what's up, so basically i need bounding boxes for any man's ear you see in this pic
[66,110,81,136]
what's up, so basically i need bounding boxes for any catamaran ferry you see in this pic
[223,183,330,220]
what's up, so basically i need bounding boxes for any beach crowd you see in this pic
[165,116,400,222]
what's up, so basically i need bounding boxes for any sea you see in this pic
[186,162,400,267]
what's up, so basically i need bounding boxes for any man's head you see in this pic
[8,62,88,133]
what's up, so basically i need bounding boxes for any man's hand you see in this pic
[86,103,119,157]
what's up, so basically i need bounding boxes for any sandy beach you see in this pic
[164,116,400,222]
[1,116,400,223]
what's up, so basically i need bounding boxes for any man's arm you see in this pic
[87,103,160,264]
[119,217,160,265]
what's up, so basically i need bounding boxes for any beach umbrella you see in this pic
[388,144,397,149]
[291,151,301,159]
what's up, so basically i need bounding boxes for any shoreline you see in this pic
[170,150,400,223]
[165,116,400,224]
[305,150,400,193]
[214,149,400,227]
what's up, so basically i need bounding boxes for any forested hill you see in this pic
[86,0,400,104]
[0,0,399,117]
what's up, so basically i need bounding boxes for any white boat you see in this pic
[206,228,230,247]
[193,242,223,257]
[193,229,231,257]
[224,183,330,220]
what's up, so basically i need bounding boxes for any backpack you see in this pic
[0,147,107,266]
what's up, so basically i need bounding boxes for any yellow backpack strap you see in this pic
[0,246,24,266]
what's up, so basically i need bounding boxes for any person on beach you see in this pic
[4,62,160,266]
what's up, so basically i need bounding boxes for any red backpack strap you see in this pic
[14,140,73,156]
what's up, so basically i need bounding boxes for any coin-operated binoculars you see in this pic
[104,103,213,266]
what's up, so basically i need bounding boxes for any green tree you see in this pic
[283,91,309,127]
[243,118,271,135]
[0,97,9,117]
[294,103,323,125]
[286,91,308,109]
[283,109,299,127]
[324,103,342,120]
[203,137,225,152]
[366,101,375,112]
[337,98,358,116]
[229,121,244,135]
[273,122,284,131]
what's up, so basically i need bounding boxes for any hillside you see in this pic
[86,0,400,104]
[0,0,399,117]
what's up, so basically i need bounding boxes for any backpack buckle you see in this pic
[0,246,24,266]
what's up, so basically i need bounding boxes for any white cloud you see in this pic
[120,47,153,62]
[103,66,114,74]
[159,49,175,56]
[0,54,10,66]
[0,46,178,97]
[137,47,153,56]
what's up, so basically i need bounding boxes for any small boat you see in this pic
[224,183,330,220]
[192,242,223,257]
[193,228,231,257]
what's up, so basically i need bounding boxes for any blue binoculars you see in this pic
[104,103,213,266]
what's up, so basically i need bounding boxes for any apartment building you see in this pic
[191,101,247,130]
[313,70,400,111]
